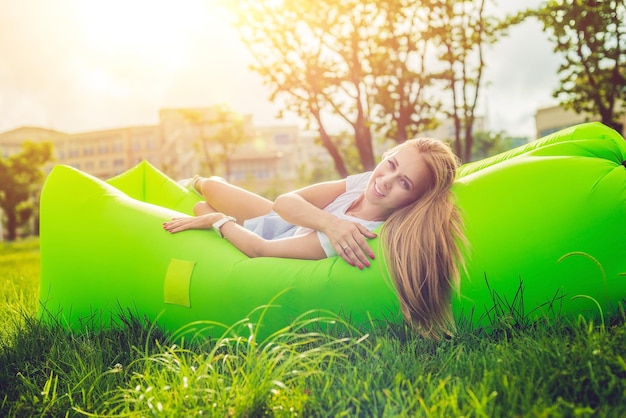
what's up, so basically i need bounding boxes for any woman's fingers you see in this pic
[163,213,222,233]
[330,222,379,269]
[341,245,365,269]
[339,238,374,270]
[163,216,206,233]
[163,217,191,233]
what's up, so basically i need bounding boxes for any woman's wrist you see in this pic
[211,213,237,238]
[319,212,340,234]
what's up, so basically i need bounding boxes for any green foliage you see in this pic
[3,241,626,416]
[527,0,626,131]
[99,315,370,417]
[0,141,53,241]
[179,105,250,181]
[296,158,336,186]
[0,238,40,344]
[470,130,523,162]
[225,0,511,171]
[427,0,508,163]
[296,131,366,185]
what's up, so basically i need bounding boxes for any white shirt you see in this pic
[242,171,382,257]
[295,171,383,257]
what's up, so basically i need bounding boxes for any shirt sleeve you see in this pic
[316,231,338,257]
[346,171,372,192]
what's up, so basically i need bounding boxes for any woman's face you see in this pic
[365,145,433,214]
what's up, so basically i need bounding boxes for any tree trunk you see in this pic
[464,121,473,163]
[200,140,216,175]
[453,113,463,161]
[355,122,376,171]
[6,210,17,241]
[314,112,348,177]
[395,107,411,144]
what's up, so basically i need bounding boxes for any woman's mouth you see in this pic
[373,182,385,198]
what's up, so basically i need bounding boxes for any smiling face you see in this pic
[365,143,434,217]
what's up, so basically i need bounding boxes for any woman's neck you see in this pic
[346,195,389,222]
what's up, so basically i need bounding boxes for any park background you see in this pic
[2,2,626,415]
[2,0,626,241]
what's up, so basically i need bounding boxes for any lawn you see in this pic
[1,239,626,417]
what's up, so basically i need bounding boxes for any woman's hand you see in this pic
[163,213,223,234]
[324,218,377,269]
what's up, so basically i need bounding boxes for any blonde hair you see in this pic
[380,138,466,340]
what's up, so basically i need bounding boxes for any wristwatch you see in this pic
[212,215,237,238]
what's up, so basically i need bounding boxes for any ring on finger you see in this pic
[342,245,350,251]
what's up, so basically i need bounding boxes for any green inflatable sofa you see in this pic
[39,122,626,338]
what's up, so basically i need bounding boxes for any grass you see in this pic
[1,239,626,417]
[0,238,40,344]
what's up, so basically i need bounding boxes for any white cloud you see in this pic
[485,18,560,137]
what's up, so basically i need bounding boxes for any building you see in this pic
[535,104,626,139]
[157,107,306,193]
[230,124,302,193]
[0,125,162,179]
[0,107,321,195]
[60,125,162,179]
[0,126,67,157]
[419,116,488,143]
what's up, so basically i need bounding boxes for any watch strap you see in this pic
[212,215,236,238]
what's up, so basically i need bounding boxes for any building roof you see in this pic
[0,126,67,137]
[0,126,69,145]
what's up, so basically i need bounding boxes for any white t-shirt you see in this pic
[294,171,383,256]
[242,171,383,257]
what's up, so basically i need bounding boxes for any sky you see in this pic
[0,0,559,139]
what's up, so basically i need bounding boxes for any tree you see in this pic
[298,130,366,186]
[179,105,250,181]
[427,0,505,163]
[0,141,53,240]
[227,0,451,175]
[226,0,508,172]
[529,0,626,131]
[470,130,519,161]
[372,0,441,144]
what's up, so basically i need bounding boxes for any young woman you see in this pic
[163,138,466,339]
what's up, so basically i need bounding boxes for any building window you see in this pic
[539,127,566,138]
[83,146,94,156]
[113,158,125,167]
[274,134,291,146]
[112,141,124,152]
[255,169,270,179]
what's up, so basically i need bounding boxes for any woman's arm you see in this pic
[272,180,346,229]
[273,181,376,267]
[163,212,327,260]
[164,178,377,268]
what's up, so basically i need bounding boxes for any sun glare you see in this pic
[78,0,221,69]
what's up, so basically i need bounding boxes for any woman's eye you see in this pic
[400,180,409,189]
[388,160,395,169]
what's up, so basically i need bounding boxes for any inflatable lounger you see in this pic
[39,122,626,338]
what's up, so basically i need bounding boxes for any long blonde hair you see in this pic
[380,137,466,340]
